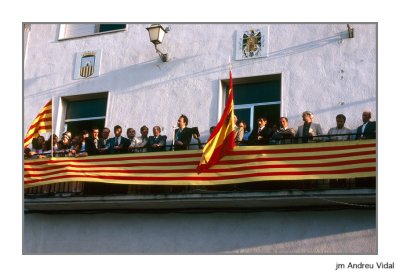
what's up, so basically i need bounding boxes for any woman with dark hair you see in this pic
[235,120,247,145]
[57,132,71,156]
[75,130,89,157]
[31,135,46,155]
[69,131,89,157]
[44,134,59,152]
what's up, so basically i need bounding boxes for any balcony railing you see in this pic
[24,138,376,199]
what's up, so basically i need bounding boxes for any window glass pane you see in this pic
[253,104,281,130]
[65,119,105,138]
[66,98,107,120]
[64,24,96,38]
[234,80,281,105]
[98,24,126,33]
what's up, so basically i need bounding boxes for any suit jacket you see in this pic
[174,127,192,150]
[296,122,323,142]
[148,135,167,151]
[98,138,108,148]
[248,126,273,145]
[107,136,131,154]
[86,137,100,155]
[356,121,376,139]
[271,127,296,144]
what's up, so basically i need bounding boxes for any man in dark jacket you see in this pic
[355,110,376,139]
[174,114,192,150]
[148,126,167,152]
[86,127,100,155]
[248,117,273,145]
[107,125,131,154]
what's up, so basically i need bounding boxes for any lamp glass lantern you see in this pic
[146,24,166,45]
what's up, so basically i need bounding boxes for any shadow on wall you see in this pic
[23,209,376,254]
[24,30,348,102]
[287,97,377,121]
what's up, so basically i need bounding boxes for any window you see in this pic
[62,93,108,137]
[59,24,127,40]
[224,74,281,133]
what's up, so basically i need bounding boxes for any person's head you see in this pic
[114,125,122,137]
[178,114,188,129]
[24,148,32,158]
[302,111,314,123]
[153,126,161,136]
[52,134,58,144]
[102,127,110,139]
[140,125,149,138]
[238,120,246,131]
[81,129,89,139]
[127,128,136,139]
[234,115,238,125]
[36,135,45,145]
[61,133,70,145]
[279,117,289,128]
[335,114,346,129]
[272,124,278,132]
[71,135,80,146]
[209,126,216,135]
[32,136,45,149]
[64,132,72,141]
[91,128,99,139]
[257,117,267,128]
[362,110,372,123]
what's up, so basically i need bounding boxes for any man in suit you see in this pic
[248,117,273,145]
[98,127,110,154]
[271,117,296,144]
[126,128,139,153]
[148,126,167,152]
[356,110,376,139]
[86,127,100,155]
[296,111,323,143]
[174,114,192,150]
[106,125,130,154]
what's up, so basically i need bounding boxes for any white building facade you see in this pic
[24,23,376,142]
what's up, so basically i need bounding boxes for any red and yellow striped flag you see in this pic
[24,99,52,149]
[197,69,236,173]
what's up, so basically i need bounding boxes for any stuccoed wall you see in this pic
[23,209,376,254]
[24,23,376,141]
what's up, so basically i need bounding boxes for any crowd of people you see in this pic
[24,110,376,159]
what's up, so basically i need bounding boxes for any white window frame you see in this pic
[58,92,109,136]
[58,24,127,40]
[235,101,281,132]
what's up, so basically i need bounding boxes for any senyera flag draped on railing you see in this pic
[24,99,52,149]
[24,140,376,188]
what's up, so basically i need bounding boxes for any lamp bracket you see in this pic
[155,45,170,62]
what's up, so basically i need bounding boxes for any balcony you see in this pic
[24,138,376,212]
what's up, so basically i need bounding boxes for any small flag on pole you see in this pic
[197,68,236,173]
[24,99,52,149]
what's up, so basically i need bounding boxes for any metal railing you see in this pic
[25,133,374,159]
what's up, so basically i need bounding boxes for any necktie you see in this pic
[115,137,119,146]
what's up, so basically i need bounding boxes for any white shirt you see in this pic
[327,127,352,141]
[361,122,369,134]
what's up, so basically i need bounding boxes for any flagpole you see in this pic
[172,126,175,151]
[51,96,54,158]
